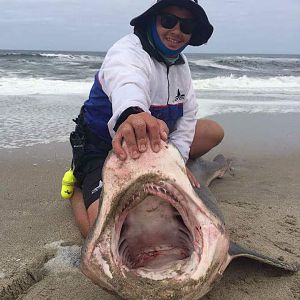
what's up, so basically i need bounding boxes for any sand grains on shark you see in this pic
[80,141,299,300]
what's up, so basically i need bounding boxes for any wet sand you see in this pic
[0,113,299,299]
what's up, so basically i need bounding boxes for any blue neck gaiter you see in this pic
[149,18,188,58]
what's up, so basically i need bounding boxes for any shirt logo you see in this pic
[91,180,103,195]
[174,89,185,102]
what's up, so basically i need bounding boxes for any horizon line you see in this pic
[0,48,300,56]
[0,48,299,56]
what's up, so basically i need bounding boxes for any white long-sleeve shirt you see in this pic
[84,33,198,162]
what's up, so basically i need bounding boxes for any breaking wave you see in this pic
[193,75,300,92]
[0,77,91,95]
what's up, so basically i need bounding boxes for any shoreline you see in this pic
[1,112,300,156]
[1,112,299,299]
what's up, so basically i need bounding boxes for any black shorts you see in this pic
[70,109,111,209]
[75,151,108,209]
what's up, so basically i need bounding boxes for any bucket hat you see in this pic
[130,0,213,46]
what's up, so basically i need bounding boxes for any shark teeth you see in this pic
[118,181,183,213]
[144,181,185,204]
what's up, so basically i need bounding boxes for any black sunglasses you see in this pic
[158,13,196,35]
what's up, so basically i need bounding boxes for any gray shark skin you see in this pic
[81,142,299,300]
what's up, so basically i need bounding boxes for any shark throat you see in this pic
[112,180,202,279]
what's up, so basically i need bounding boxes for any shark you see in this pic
[81,141,299,299]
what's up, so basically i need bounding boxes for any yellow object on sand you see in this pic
[61,169,76,199]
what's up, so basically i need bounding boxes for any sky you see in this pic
[0,0,299,54]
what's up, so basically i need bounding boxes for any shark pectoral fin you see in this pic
[213,154,234,177]
[229,241,299,272]
[187,154,233,187]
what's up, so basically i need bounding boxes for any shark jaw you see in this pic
[110,177,202,281]
[89,172,229,280]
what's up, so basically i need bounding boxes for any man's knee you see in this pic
[190,119,224,159]
[197,119,224,146]
[209,120,224,146]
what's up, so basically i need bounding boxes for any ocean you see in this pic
[0,50,300,149]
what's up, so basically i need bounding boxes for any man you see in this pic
[69,0,224,237]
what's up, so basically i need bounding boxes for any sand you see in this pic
[0,112,299,300]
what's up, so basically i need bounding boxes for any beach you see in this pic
[1,51,299,299]
[1,112,299,300]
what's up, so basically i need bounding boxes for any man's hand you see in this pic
[112,112,169,160]
[186,166,200,188]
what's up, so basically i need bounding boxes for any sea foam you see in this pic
[193,75,300,91]
[1,75,299,96]
[0,77,91,96]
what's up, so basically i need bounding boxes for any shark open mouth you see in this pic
[112,180,202,279]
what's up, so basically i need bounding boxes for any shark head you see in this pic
[80,141,231,299]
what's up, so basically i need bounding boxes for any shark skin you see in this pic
[80,141,299,300]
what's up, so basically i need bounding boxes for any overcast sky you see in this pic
[0,0,299,54]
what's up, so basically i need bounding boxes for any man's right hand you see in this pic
[112,112,169,160]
